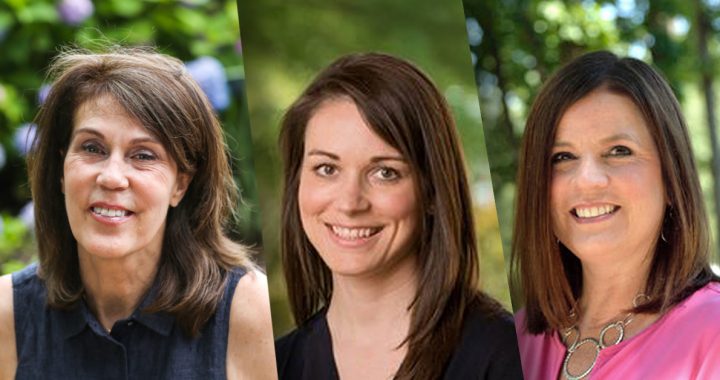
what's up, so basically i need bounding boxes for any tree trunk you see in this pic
[695,0,720,265]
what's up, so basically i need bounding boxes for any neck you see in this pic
[577,248,653,331]
[327,255,418,345]
[78,248,161,332]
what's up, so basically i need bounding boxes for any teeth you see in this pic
[92,207,128,218]
[575,205,615,218]
[331,225,379,240]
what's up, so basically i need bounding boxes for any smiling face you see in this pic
[298,98,420,280]
[550,88,666,266]
[62,96,190,261]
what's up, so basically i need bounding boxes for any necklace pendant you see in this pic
[599,321,625,349]
[563,338,601,380]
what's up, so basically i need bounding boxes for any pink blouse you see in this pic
[515,283,720,379]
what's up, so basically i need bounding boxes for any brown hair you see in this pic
[513,50,717,334]
[28,46,252,337]
[280,52,501,379]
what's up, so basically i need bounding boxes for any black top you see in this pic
[275,303,524,379]
[13,262,245,380]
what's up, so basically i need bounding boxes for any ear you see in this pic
[170,171,193,207]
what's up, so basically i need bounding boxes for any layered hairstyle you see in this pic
[280,52,500,379]
[28,47,251,337]
[513,50,717,334]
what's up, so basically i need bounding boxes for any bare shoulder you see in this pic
[0,273,17,379]
[226,269,278,379]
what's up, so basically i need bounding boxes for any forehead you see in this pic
[555,89,654,145]
[72,96,157,139]
[304,98,402,157]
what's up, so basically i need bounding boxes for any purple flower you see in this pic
[19,202,34,230]
[57,0,94,26]
[185,56,231,111]
[13,123,37,156]
[38,84,52,105]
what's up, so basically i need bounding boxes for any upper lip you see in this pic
[325,222,383,229]
[89,202,132,212]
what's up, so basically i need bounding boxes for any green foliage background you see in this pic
[465,0,720,309]
[238,0,511,335]
[0,0,263,274]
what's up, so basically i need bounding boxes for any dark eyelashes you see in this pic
[551,152,575,164]
[313,163,337,176]
[309,163,404,182]
[608,145,633,156]
[551,145,633,164]
[79,141,159,161]
[81,141,105,155]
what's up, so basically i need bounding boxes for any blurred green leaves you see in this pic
[0,0,261,274]
[465,0,720,301]
[238,0,510,335]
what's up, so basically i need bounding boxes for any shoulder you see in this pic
[275,311,325,359]
[462,301,518,345]
[226,268,277,380]
[0,273,17,379]
[445,299,523,379]
[660,282,720,342]
[275,311,330,379]
[669,282,720,326]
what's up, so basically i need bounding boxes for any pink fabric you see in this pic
[515,283,720,379]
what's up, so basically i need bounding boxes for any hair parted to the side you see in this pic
[28,46,252,337]
[280,52,503,379]
[513,50,717,334]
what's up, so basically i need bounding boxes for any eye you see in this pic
[608,145,632,156]
[551,152,575,164]
[81,142,105,155]
[133,150,157,161]
[313,163,337,177]
[372,167,401,181]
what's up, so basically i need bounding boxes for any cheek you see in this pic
[549,174,566,224]
[373,186,419,226]
[297,175,330,218]
[62,161,91,202]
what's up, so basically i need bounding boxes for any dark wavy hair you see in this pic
[28,47,251,337]
[513,50,717,334]
[279,52,502,379]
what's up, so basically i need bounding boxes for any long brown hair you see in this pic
[28,46,252,337]
[280,52,500,379]
[513,50,716,334]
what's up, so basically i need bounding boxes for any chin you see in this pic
[78,240,136,260]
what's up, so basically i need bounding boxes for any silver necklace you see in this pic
[561,294,648,380]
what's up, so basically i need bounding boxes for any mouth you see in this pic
[328,224,383,240]
[571,204,619,219]
[90,205,133,218]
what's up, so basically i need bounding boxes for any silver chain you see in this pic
[561,294,649,380]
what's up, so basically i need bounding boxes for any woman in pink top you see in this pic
[512,50,720,379]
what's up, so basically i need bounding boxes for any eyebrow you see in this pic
[306,149,406,162]
[553,132,640,148]
[71,127,162,145]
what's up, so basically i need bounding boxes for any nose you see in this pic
[574,157,609,189]
[335,173,370,214]
[96,153,129,190]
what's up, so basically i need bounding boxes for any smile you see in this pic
[572,205,619,219]
[91,206,131,218]
[329,224,382,240]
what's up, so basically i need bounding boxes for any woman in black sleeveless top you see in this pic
[275,53,523,380]
[0,47,275,379]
